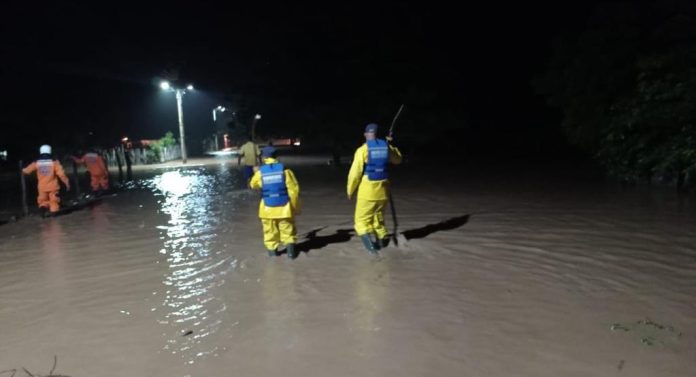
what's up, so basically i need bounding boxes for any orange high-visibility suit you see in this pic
[23,159,71,213]
[74,152,109,191]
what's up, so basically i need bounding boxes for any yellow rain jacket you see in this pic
[347,143,402,201]
[249,157,301,219]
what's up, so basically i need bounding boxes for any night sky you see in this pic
[1,1,600,160]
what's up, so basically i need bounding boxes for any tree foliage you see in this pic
[149,131,177,161]
[536,1,696,186]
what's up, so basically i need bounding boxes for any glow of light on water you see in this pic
[148,168,234,364]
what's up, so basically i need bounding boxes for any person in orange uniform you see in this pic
[249,146,301,259]
[22,145,71,215]
[72,149,109,194]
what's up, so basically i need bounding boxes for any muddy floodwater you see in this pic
[1,157,694,377]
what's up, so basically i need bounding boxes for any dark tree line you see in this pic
[536,1,696,186]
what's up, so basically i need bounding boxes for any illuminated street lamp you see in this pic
[211,106,227,150]
[212,105,226,122]
[160,80,194,164]
[251,113,262,141]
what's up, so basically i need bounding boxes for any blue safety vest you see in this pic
[365,139,389,181]
[260,163,289,207]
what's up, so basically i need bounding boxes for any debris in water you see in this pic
[610,318,681,346]
[1,355,71,377]
[610,323,630,332]
[617,360,625,371]
[183,330,193,336]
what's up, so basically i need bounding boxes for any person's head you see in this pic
[39,144,52,156]
[261,146,277,160]
[364,123,378,141]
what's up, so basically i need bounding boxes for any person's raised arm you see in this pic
[22,162,37,175]
[388,144,402,165]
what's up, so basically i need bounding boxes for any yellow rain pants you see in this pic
[261,218,297,251]
[354,198,388,239]
[250,157,301,251]
[347,142,402,238]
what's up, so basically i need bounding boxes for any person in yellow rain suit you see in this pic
[249,146,301,259]
[347,123,402,254]
[22,144,71,215]
[72,149,109,194]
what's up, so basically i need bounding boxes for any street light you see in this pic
[251,113,262,141]
[211,105,228,151]
[160,81,194,164]
[212,105,226,122]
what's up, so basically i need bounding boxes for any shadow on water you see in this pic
[293,214,471,253]
[401,214,471,240]
[295,228,355,254]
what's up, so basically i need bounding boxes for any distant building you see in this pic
[269,138,301,147]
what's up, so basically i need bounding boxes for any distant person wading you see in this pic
[347,123,402,253]
[72,149,109,195]
[238,136,261,185]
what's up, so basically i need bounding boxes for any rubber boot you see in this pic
[360,234,378,254]
[369,233,382,251]
[267,249,277,257]
[286,244,297,260]
[378,237,389,249]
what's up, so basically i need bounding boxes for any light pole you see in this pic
[212,106,226,150]
[160,81,194,164]
[251,113,261,141]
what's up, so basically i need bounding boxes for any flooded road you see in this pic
[1,159,695,376]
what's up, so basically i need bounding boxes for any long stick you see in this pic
[388,191,399,246]
[387,104,404,245]
[19,160,28,217]
[389,104,405,138]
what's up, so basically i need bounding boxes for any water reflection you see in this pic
[89,202,111,234]
[149,168,237,364]
[261,261,300,357]
[351,260,390,357]
[39,219,67,289]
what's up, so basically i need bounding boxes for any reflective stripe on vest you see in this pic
[260,163,289,207]
[37,159,54,177]
[365,139,389,181]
